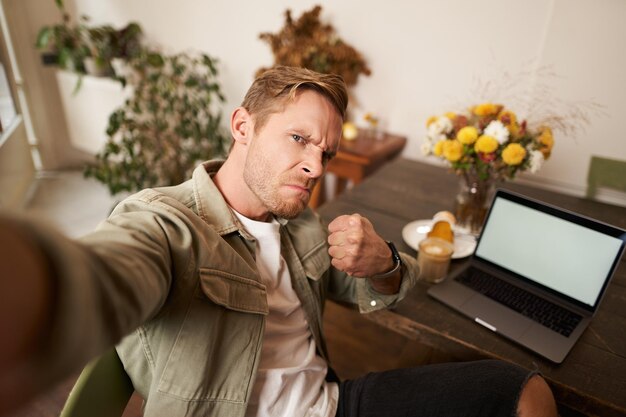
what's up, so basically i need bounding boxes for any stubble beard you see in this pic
[243,158,312,220]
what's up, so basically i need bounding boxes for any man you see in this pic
[0,66,557,416]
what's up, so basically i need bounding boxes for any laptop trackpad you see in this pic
[461,294,533,337]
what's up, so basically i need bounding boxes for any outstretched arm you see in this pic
[0,204,178,415]
[0,217,54,414]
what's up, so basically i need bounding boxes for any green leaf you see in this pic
[57,48,71,69]
[148,52,164,67]
[35,27,53,49]
[71,74,83,95]
[106,110,124,136]
[184,77,198,87]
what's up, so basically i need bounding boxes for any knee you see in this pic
[517,375,558,417]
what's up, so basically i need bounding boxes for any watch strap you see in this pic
[371,241,402,279]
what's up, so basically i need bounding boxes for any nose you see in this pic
[301,148,325,179]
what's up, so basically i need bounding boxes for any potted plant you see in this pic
[110,22,143,77]
[83,24,116,77]
[35,0,89,74]
[84,51,229,195]
[36,1,143,83]
[84,22,143,77]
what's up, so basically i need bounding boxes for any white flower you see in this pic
[420,140,432,156]
[427,116,453,139]
[440,116,453,133]
[528,150,544,173]
[484,120,510,144]
[428,132,448,142]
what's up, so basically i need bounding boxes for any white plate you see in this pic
[402,219,476,259]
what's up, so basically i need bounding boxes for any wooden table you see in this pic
[318,158,626,417]
[309,129,406,208]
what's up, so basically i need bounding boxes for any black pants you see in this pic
[336,360,536,417]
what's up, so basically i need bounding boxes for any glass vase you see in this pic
[454,174,496,235]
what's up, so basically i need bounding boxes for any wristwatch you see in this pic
[371,241,402,279]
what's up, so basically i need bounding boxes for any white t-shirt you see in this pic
[232,210,338,417]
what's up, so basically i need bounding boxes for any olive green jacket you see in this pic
[28,161,419,417]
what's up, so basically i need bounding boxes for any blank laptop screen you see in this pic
[475,197,624,308]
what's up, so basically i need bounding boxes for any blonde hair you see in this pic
[241,66,348,133]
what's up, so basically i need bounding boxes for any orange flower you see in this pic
[498,110,520,137]
[453,114,469,132]
[472,103,503,117]
[537,126,554,158]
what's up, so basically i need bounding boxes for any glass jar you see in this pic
[454,173,496,235]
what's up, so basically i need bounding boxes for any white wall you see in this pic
[17,0,626,203]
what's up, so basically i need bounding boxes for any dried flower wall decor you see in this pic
[257,5,371,87]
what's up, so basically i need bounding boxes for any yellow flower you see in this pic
[456,126,479,145]
[442,140,463,162]
[472,103,502,117]
[474,135,499,154]
[502,143,527,165]
[537,126,554,158]
[433,140,445,156]
[498,110,520,137]
[364,112,378,126]
[426,115,438,127]
[444,112,456,120]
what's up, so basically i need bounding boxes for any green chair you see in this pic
[60,348,135,417]
[586,156,626,199]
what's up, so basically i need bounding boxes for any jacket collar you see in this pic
[191,160,289,240]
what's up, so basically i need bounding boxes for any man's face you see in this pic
[243,90,342,219]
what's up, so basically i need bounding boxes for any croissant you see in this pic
[427,220,454,243]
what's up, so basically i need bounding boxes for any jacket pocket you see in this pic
[199,268,268,315]
[157,269,267,403]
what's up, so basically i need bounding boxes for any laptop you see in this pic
[428,189,626,363]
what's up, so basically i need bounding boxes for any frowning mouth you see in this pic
[286,184,311,194]
[282,175,317,197]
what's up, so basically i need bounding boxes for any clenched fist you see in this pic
[327,214,395,278]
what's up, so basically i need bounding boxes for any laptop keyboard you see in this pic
[456,268,583,337]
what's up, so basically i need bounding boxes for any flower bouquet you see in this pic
[421,103,554,233]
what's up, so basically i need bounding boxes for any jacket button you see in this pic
[370,300,377,307]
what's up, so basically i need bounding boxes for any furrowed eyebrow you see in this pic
[290,128,337,161]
